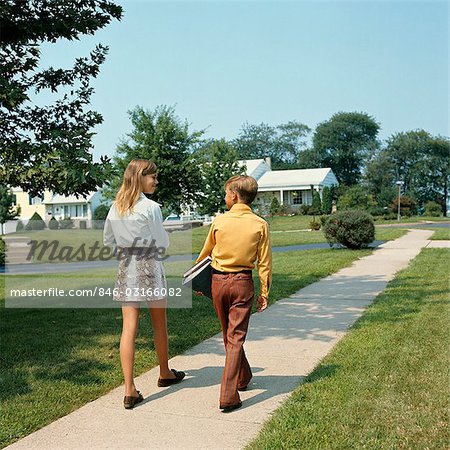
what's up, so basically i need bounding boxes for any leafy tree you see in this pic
[364,151,397,208]
[233,121,310,169]
[0,0,122,197]
[105,105,205,214]
[312,112,380,185]
[384,131,449,215]
[0,184,20,234]
[191,139,242,215]
[337,185,378,214]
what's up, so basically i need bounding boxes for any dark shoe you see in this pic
[123,391,144,409]
[157,369,186,387]
[238,385,248,391]
[220,401,242,413]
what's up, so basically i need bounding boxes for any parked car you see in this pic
[163,214,203,232]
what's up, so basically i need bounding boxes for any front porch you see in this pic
[256,188,320,208]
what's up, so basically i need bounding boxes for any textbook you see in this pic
[182,256,212,299]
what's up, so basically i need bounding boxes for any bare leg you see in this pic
[149,300,176,379]
[120,304,140,396]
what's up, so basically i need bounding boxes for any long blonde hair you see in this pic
[115,159,157,216]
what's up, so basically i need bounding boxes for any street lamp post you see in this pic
[395,181,404,222]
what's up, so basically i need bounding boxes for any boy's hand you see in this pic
[195,291,204,296]
[256,295,268,312]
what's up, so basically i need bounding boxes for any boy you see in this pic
[196,175,272,412]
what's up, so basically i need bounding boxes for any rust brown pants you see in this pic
[211,272,254,407]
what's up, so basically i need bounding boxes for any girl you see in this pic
[104,159,185,409]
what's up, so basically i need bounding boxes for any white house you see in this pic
[239,158,338,208]
[43,191,105,226]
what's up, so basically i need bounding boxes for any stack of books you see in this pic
[182,256,212,299]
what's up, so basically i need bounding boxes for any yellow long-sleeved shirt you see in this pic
[196,203,272,299]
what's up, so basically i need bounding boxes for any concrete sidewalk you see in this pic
[7,229,439,450]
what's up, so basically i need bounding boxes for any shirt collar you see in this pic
[229,203,252,213]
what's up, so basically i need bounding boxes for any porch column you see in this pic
[280,189,284,205]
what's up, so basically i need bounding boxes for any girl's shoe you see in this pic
[123,391,144,409]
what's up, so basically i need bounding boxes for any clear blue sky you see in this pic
[38,1,449,161]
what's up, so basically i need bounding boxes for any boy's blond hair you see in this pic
[224,175,258,205]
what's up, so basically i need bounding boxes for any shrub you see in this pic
[269,197,280,216]
[93,204,110,229]
[322,186,333,214]
[0,238,5,267]
[309,220,321,231]
[390,196,416,217]
[93,204,110,221]
[48,217,59,230]
[424,201,442,217]
[323,210,375,249]
[25,212,46,230]
[320,215,329,226]
[59,217,74,229]
[299,204,310,215]
[310,191,322,215]
[278,204,294,216]
[79,220,87,229]
[16,220,24,231]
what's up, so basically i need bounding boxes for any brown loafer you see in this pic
[123,391,144,409]
[220,401,242,413]
[157,369,186,387]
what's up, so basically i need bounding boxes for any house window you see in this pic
[83,204,88,217]
[291,190,303,205]
[29,196,42,205]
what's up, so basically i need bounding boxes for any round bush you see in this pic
[48,217,59,230]
[59,217,74,229]
[16,220,24,231]
[423,201,442,217]
[323,210,375,249]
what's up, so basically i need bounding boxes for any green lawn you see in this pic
[429,228,450,240]
[11,220,407,265]
[247,248,450,450]
[0,248,371,448]
[374,216,450,224]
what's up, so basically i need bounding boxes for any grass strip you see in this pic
[247,248,450,450]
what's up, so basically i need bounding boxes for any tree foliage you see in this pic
[0,184,19,226]
[105,105,205,214]
[311,112,380,185]
[381,131,449,215]
[233,121,311,169]
[0,0,122,197]
[190,139,242,215]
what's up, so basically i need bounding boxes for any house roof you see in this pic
[238,158,271,180]
[43,192,97,205]
[258,168,336,189]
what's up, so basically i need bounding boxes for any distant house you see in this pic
[9,188,105,229]
[43,191,105,226]
[239,158,338,208]
[11,187,53,220]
